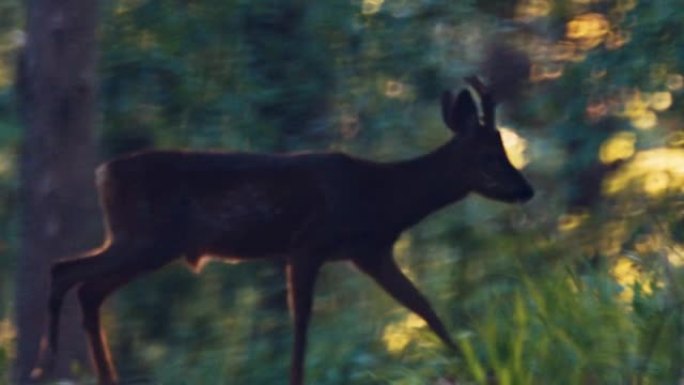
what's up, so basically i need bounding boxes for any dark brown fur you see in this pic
[45,78,533,385]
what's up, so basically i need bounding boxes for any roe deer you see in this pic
[46,77,533,385]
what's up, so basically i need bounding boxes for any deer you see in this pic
[45,76,533,385]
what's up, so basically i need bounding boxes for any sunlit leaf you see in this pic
[557,212,589,232]
[611,257,653,302]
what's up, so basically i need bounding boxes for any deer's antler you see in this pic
[464,75,496,128]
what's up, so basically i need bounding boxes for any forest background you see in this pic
[1,0,684,384]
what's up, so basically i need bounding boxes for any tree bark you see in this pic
[15,0,100,382]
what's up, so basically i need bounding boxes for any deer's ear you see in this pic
[444,89,479,135]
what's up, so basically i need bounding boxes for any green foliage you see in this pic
[2,0,684,384]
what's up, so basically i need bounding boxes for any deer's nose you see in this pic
[517,185,534,203]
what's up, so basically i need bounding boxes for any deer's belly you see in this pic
[200,224,297,257]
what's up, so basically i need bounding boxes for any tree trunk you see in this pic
[14,0,100,382]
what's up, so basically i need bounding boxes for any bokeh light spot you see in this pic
[566,13,610,40]
[384,80,406,98]
[558,212,588,232]
[603,147,684,197]
[631,110,657,130]
[649,92,672,111]
[599,131,636,164]
[666,74,684,91]
[382,314,427,354]
[362,0,384,15]
[612,257,652,302]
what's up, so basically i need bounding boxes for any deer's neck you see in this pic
[384,138,470,230]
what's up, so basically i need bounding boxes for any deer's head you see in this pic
[441,77,534,203]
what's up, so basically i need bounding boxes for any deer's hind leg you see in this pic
[49,243,133,356]
[49,240,177,384]
[76,273,128,385]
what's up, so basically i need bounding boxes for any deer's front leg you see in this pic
[286,256,322,385]
[354,253,458,351]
